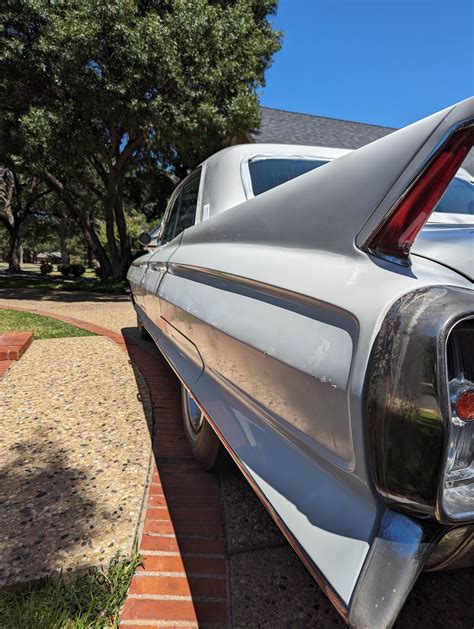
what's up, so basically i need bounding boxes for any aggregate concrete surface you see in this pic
[0,287,134,333]
[0,335,151,587]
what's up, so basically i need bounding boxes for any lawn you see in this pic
[0,309,95,339]
[0,262,97,279]
[0,263,128,294]
[0,274,127,295]
[0,552,142,628]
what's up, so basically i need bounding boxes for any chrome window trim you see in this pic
[160,167,203,245]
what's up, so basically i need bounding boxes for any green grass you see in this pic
[0,275,128,295]
[0,309,95,339]
[0,552,142,628]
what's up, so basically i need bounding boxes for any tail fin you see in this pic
[184,97,474,265]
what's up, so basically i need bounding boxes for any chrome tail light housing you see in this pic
[440,319,474,521]
[368,286,474,523]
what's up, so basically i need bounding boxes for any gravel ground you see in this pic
[0,335,151,587]
[0,288,135,332]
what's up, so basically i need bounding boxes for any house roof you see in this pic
[252,107,396,149]
[252,107,474,174]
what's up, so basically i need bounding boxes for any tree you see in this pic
[20,194,88,265]
[1,0,281,279]
[0,168,50,271]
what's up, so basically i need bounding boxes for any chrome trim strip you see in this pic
[167,262,359,340]
[148,261,168,273]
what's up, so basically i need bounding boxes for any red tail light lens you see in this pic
[457,390,474,421]
[367,125,473,263]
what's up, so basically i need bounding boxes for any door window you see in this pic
[161,172,201,244]
[161,193,181,244]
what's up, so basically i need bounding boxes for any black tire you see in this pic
[137,313,152,341]
[181,385,223,471]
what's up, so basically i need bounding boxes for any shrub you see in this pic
[40,261,53,275]
[70,263,85,277]
[58,264,71,277]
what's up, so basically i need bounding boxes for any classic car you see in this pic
[128,97,473,628]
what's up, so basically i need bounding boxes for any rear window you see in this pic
[248,158,328,197]
[434,176,474,215]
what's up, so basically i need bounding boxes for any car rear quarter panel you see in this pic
[154,239,472,605]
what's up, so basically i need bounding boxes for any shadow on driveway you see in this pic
[0,287,129,303]
[0,442,104,588]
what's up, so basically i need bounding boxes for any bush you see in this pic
[70,263,85,277]
[94,266,103,278]
[40,261,53,275]
[58,264,71,277]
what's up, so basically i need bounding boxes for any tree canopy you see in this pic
[1,0,281,277]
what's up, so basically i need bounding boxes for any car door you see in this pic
[141,169,202,332]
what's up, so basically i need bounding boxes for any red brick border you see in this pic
[0,305,228,627]
[0,331,33,377]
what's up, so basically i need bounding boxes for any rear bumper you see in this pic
[349,509,473,628]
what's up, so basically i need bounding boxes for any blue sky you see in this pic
[261,0,473,128]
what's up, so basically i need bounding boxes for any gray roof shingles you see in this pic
[252,106,474,174]
[252,107,396,149]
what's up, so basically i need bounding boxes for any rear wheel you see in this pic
[137,313,151,341]
[181,385,223,471]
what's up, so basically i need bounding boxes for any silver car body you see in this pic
[428,166,473,224]
[128,98,474,627]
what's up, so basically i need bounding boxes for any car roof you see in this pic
[201,144,351,219]
[203,143,351,167]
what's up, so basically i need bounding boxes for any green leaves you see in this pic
[2,0,280,169]
[0,0,281,277]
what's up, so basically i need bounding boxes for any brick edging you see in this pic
[0,331,34,377]
[0,304,229,627]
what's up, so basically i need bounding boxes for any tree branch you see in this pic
[115,132,145,174]
[89,157,109,186]
[24,188,51,214]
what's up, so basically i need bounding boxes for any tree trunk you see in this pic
[42,170,114,278]
[59,217,69,264]
[86,242,94,268]
[113,194,132,279]
[106,172,132,280]
[7,225,21,272]
[104,194,121,278]
[79,215,113,278]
